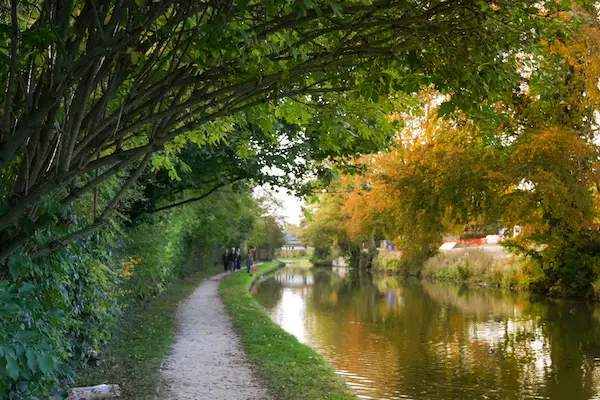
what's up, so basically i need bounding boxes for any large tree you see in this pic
[318,13,600,294]
[0,0,577,265]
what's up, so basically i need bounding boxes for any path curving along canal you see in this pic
[253,264,600,400]
[160,272,271,400]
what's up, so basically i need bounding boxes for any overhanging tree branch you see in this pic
[144,180,241,214]
[0,0,571,263]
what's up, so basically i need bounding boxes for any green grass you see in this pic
[77,265,221,399]
[220,261,358,400]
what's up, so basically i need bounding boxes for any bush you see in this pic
[382,255,402,270]
[122,217,189,300]
[505,230,600,297]
[0,190,257,397]
[421,248,527,288]
[358,248,378,270]
[374,251,422,276]
[0,279,68,398]
[278,249,313,259]
[539,231,600,297]
[311,247,333,266]
[457,263,470,280]
[1,243,121,399]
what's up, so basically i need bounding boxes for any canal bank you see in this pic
[420,247,533,290]
[375,247,537,292]
[220,261,358,400]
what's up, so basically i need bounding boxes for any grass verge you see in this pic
[220,261,358,400]
[76,265,221,399]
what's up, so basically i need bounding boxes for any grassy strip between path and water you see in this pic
[76,265,221,399]
[220,261,358,400]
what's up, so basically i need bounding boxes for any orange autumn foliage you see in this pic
[338,113,507,256]
[303,17,600,294]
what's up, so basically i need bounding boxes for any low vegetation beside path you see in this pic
[77,265,221,399]
[220,262,358,400]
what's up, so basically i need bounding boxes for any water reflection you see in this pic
[253,266,600,400]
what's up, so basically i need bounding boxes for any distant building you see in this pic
[281,233,307,250]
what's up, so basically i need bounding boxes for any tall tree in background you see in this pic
[498,10,600,295]
[249,214,285,260]
[0,0,579,266]
[341,115,506,265]
[307,12,600,295]
[303,189,361,266]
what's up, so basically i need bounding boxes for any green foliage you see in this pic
[0,0,580,270]
[374,251,422,276]
[311,246,333,266]
[124,190,258,299]
[553,231,600,296]
[505,230,600,297]
[0,244,120,399]
[0,184,266,396]
[249,214,285,254]
[357,248,378,270]
[303,190,361,267]
[0,0,597,395]
[278,248,313,259]
[0,280,64,399]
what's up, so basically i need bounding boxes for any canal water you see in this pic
[253,264,600,400]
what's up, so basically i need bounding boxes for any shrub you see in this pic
[0,190,257,397]
[421,248,527,288]
[548,230,600,297]
[0,244,121,399]
[374,251,422,276]
[358,248,378,270]
[505,230,600,297]
[311,247,333,266]
[457,263,470,280]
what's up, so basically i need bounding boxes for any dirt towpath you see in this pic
[160,272,271,400]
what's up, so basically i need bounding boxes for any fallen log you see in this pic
[67,384,121,399]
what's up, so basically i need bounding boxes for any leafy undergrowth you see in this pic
[76,265,221,399]
[220,262,357,400]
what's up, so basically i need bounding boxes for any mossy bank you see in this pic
[220,262,358,400]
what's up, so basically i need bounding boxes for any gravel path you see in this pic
[160,272,271,400]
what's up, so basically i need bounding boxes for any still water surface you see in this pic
[253,264,600,400]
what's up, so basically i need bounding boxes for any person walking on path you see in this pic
[222,249,230,272]
[235,248,242,271]
[246,247,254,274]
[229,247,236,273]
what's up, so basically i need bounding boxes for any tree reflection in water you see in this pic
[254,266,600,400]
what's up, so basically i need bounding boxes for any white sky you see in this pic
[254,185,303,226]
